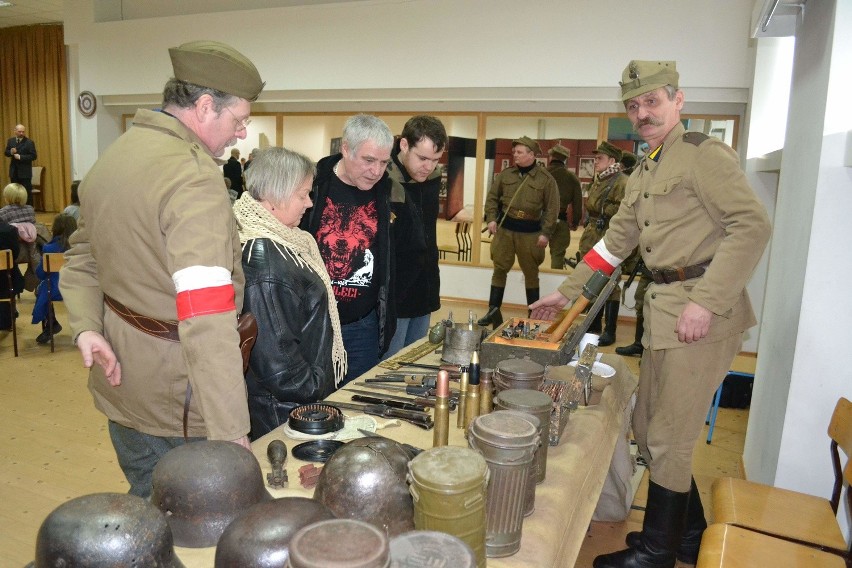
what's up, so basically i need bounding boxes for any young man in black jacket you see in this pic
[383,115,447,358]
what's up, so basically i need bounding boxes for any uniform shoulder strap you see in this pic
[683,132,711,146]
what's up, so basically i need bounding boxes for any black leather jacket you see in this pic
[241,238,337,440]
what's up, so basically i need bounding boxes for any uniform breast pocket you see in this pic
[649,176,696,222]
[623,187,641,208]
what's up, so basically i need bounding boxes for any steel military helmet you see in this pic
[30,493,184,568]
[151,440,273,548]
[313,437,415,537]
[214,497,335,567]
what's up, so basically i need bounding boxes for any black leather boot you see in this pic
[615,314,644,357]
[598,300,620,346]
[594,480,688,568]
[525,288,539,317]
[623,478,703,565]
[477,286,505,329]
[587,306,604,334]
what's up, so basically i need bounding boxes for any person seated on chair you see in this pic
[0,220,24,330]
[0,183,36,225]
[233,147,346,440]
[33,214,76,344]
[62,180,82,221]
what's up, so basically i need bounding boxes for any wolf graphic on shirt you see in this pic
[316,198,377,297]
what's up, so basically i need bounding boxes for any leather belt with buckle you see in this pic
[507,207,533,220]
[650,261,711,285]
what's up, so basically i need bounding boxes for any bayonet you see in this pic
[329,401,433,430]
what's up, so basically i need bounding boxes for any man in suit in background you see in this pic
[5,124,38,206]
[223,147,244,197]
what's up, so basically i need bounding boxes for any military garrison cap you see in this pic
[548,144,571,160]
[619,60,678,101]
[169,40,265,101]
[592,141,623,161]
[512,136,541,155]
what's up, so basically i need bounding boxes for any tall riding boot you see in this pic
[594,480,689,568]
[587,306,604,334]
[477,286,505,329]
[625,478,706,564]
[598,300,620,346]
[525,288,539,317]
[615,314,644,357]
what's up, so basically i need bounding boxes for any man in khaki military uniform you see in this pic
[576,140,630,346]
[479,136,559,327]
[531,61,770,568]
[546,144,582,269]
[61,41,265,498]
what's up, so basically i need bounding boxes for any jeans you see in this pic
[341,309,379,384]
[383,315,431,360]
[108,420,203,498]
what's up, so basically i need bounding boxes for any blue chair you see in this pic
[705,371,754,444]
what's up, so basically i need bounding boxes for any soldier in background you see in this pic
[577,141,629,346]
[546,144,582,269]
[479,136,559,327]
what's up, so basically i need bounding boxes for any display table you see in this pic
[174,345,637,567]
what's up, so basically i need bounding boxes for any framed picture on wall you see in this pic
[501,158,510,170]
[536,157,548,168]
[579,157,595,179]
[330,137,342,155]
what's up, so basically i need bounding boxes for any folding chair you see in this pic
[43,252,65,353]
[1,249,18,356]
[438,222,470,261]
[705,371,754,444]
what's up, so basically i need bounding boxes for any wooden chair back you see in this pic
[1,249,18,356]
[31,166,45,212]
[42,253,65,353]
[827,397,852,513]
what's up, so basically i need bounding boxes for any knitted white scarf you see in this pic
[233,193,347,385]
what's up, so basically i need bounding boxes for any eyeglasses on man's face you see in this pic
[223,106,252,131]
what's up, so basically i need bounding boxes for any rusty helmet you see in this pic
[151,440,272,548]
[313,437,414,537]
[214,497,335,567]
[31,492,184,568]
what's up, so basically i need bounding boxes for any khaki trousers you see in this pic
[490,228,545,288]
[548,220,571,269]
[632,333,742,492]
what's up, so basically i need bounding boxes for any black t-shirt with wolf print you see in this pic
[316,175,379,323]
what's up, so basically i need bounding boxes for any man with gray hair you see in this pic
[61,40,265,498]
[301,114,404,383]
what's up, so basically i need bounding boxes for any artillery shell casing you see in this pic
[479,368,494,415]
[456,367,469,429]
[433,371,451,446]
[464,383,480,432]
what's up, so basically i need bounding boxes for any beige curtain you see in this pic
[0,24,70,213]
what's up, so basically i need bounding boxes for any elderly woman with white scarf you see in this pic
[234,147,346,440]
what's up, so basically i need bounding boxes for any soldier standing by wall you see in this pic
[546,144,583,269]
[478,137,559,328]
[577,141,629,345]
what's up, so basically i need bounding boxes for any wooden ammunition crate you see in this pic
[480,317,579,369]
